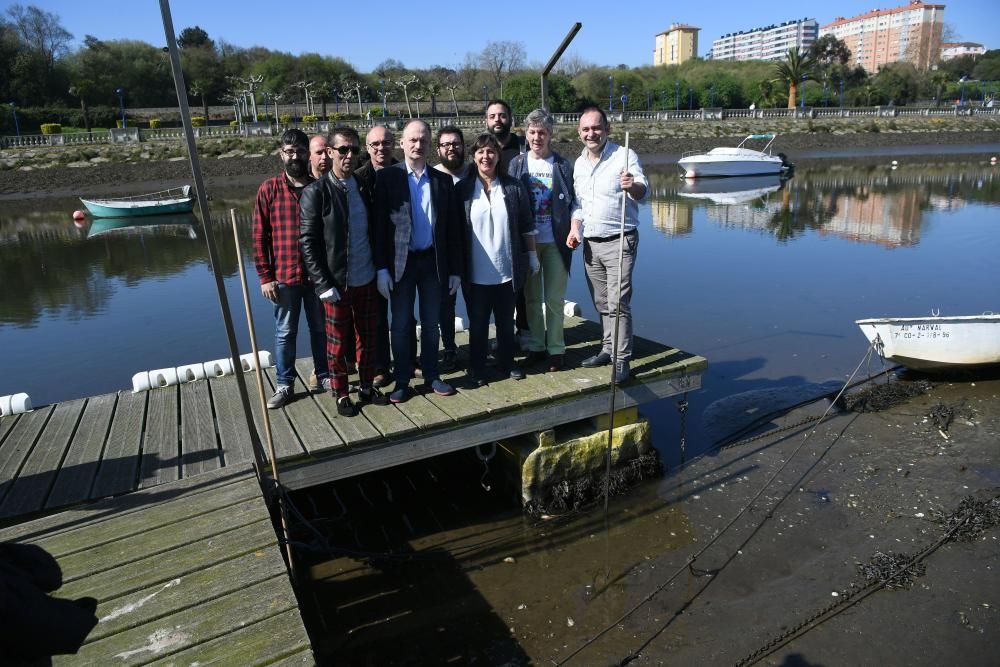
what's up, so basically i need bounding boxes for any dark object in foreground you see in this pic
[0,542,98,663]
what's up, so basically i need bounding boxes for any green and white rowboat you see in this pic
[80,185,194,217]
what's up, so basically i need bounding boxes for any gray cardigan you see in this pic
[507,150,576,274]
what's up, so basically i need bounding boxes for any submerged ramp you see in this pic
[0,465,313,664]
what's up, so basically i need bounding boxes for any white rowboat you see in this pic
[856,313,1000,370]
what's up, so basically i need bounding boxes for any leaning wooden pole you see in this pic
[603,131,630,517]
[157,0,268,475]
[231,209,295,576]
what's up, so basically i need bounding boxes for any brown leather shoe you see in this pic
[547,354,564,372]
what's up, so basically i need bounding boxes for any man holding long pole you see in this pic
[567,106,647,384]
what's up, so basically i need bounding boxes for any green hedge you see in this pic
[40,123,62,134]
[0,105,121,134]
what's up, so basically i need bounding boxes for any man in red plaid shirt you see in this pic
[253,128,329,409]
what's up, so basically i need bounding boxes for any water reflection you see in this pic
[647,162,998,245]
[0,198,254,327]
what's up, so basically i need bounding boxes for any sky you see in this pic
[4,0,997,72]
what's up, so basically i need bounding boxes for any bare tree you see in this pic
[479,40,526,98]
[412,92,424,118]
[5,3,72,70]
[445,82,461,117]
[395,74,418,118]
[554,52,594,77]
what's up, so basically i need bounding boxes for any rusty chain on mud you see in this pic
[733,505,980,666]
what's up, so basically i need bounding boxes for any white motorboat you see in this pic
[678,134,791,178]
[677,174,783,205]
[855,313,1000,370]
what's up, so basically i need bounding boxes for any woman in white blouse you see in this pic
[457,133,539,386]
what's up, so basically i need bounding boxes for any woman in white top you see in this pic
[456,133,539,385]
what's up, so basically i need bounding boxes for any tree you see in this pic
[395,74,417,118]
[772,48,816,109]
[67,82,92,131]
[872,62,920,105]
[177,26,213,50]
[503,72,579,113]
[809,34,851,67]
[479,40,526,97]
[4,3,72,71]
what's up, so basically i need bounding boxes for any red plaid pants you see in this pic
[323,280,380,397]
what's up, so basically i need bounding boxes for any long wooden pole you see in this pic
[603,131,630,517]
[231,209,295,577]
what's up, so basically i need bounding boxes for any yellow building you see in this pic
[654,24,700,66]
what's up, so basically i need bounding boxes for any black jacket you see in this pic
[456,173,535,292]
[374,161,465,284]
[299,172,377,295]
[507,151,576,274]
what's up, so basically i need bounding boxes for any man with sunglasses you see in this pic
[253,128,329,409]
[300,128,389,415]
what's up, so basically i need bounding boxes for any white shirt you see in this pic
[468,178,512,285]
[572,141,647,238]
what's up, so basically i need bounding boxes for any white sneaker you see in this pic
[267,385,293,409]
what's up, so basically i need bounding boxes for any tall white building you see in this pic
[711,18,819,62]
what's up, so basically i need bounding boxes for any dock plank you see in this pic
[91,391,146,499]
[216,369,305,463]
[58,517,275,603]
[0,400,84,518]
[140,386,179,488]
[264,367,344,455]
[145,609,313,666]
[88,544,287,642]
[393,392,453,430]
[53,496,266,583]
[0,405,54,506]
[209,374,258,466]
[294,357,385,445]
[180,380,223,477]
[0,413,19,444]
[69,574,299,666]
[424,385,484,422]
[46,394,117,510]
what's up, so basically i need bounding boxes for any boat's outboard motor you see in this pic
[777,152,794,174]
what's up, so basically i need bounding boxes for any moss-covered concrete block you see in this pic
[521,419,651,503]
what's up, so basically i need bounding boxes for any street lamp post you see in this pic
[333,87,339,113]
[608,75,613,112]
[800,76,807,110]
[689,87,694,110]
[839,79,845,108]
[482,84,488,110]
[380,79,386,116]
[114,87,126,128]
[823,81,829,107]
[9,101,19,137]
[675,80,680,111]
[959,77,966,106]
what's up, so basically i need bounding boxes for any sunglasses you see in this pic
[333,145,361,155]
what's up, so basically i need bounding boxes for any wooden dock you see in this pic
[0,317,705,522]
[0,465,313,665]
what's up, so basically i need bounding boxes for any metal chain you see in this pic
[719,416,822,451]
[734,510,975,666]
[676,394,689,462]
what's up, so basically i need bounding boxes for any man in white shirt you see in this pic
[567,106,647,383]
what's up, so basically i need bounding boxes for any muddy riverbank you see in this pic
[2,126,999,199]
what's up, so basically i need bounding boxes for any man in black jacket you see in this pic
[374,119,464,403]
[300,127,389,416]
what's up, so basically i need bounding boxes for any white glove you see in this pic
[448,275,461,295]
[527,250,540,275]
[319,287,340,303]
[377,269,393,300]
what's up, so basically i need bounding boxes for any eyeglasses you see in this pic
[280,148,306,157]
[333,145,361,155]
[368,140,393,149]
[439,141,463,149]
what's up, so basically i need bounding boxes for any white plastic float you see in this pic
[415,317,465,340]
[0,393,32,416]
[131,351,274,392]
[563,300,581,317]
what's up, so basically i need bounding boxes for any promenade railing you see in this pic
[2,105,997,148]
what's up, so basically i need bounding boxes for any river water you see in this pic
[2,156,997,456]
[2,155,999,663]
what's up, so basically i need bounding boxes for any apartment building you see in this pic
[710,18,819,62]
[940,42,985,61]
[654,24,700,66]
[820,1,945,72]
